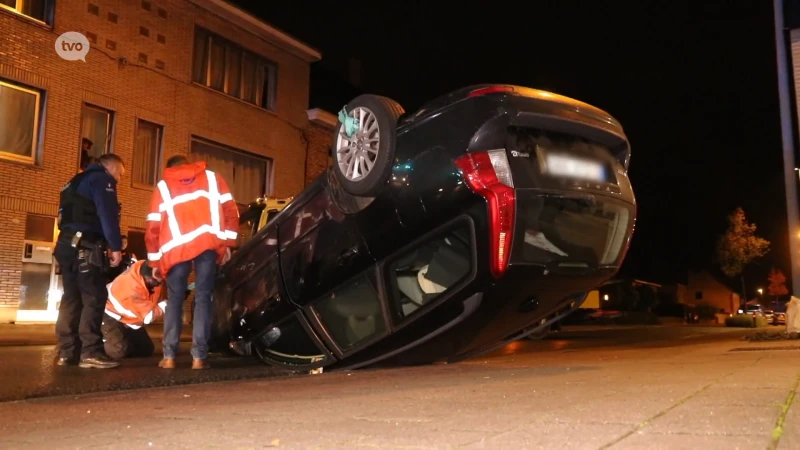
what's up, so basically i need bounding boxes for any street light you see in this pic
[777,0,800,293]
[603,294,609,301]
[758,288,764,295]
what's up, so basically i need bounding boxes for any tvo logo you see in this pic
[55,32,90,62]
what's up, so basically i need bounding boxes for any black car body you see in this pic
[215,84,636,372]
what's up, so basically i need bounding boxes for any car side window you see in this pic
[312,274,387,351]
[385,221,473,321]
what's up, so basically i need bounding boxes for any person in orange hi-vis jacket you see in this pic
[102,259,165,360]
[145,155,240,370]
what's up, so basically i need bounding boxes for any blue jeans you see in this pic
[163,249,218,360]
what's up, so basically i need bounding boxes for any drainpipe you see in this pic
[774,0,800,293]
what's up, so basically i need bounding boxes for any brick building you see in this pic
[0,0,337,323]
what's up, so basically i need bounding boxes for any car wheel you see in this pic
[331,94,405,197]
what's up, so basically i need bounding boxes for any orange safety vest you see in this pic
[105,260,165,329]
[144,161,240,276]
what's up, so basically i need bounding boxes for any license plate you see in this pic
[543,153,605,182]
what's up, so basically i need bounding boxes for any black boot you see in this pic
[56,357,78,366]
[79,354,120,369]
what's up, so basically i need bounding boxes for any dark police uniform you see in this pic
[54,163,123,368]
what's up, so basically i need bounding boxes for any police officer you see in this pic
[54,153,126,369]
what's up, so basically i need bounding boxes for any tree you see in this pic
[767,268,789,308]
[716,207,770,309]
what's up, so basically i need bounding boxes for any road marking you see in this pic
[597,365,745,449]
[767,371,800,450]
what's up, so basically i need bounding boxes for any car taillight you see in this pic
[454,149,515,279]
[468,86,515,97]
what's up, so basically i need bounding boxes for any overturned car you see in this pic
[211,84,636,372]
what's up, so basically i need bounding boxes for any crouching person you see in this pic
[102,259,165,360]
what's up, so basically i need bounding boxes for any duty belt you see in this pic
[58,230,106,250]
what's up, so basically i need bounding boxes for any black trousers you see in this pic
[101,315,155,360]
[53,242,108,359]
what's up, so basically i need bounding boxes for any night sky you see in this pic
[233,0,790,291]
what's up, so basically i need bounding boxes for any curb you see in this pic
[0,336,194,348]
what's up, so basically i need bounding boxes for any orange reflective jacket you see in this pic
[144,161,240,276]
[105,260,165,329]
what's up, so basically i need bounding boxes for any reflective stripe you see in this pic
[154,170,234,256]
[158,301,167,311]
[107,285,137,318]
[147,213,161,221]
[207,171,221,237]
[157,179,183,246]
[105,309,140,329]
[143,311,154,324]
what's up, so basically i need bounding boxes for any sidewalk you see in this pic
[0,323,192,346]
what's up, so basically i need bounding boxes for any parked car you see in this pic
[773,311,786,326]
[211,84,636,372]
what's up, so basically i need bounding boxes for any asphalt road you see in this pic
[0,325,750,403]
[2,324,797,449]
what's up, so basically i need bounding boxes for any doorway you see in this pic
[16,214,61,322]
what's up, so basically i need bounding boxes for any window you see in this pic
[79,104,114,169]
[192,27,277,110]
[132,119,163,186]
[695,291,703,300]
[190,137,271,204]
[1,0,53,24]
[386,223,473,320]
[313,275,387,350]
[0,79,42,164]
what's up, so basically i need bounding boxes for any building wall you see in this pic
[304,111,336,186]
[0,0,319,321]
[686,272,739,314]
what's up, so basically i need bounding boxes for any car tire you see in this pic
[331,94,405,197]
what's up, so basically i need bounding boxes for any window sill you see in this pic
[0,155,42,170]
[131,181,156,192]
[0,6,53,30]
[191,82,277,117]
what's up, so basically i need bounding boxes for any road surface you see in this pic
[2,324,798,449]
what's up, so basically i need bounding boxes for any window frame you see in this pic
[304,267,392,359]
[0,0,55,26]
[0,78,43,165]
[381,215,478,327]
[191,26,278,111]
[189,135,273,206]
[131,118,164,189]
[78,103,115,171]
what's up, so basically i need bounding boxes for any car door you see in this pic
[225,188,336,371]
[278,177,392,359]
